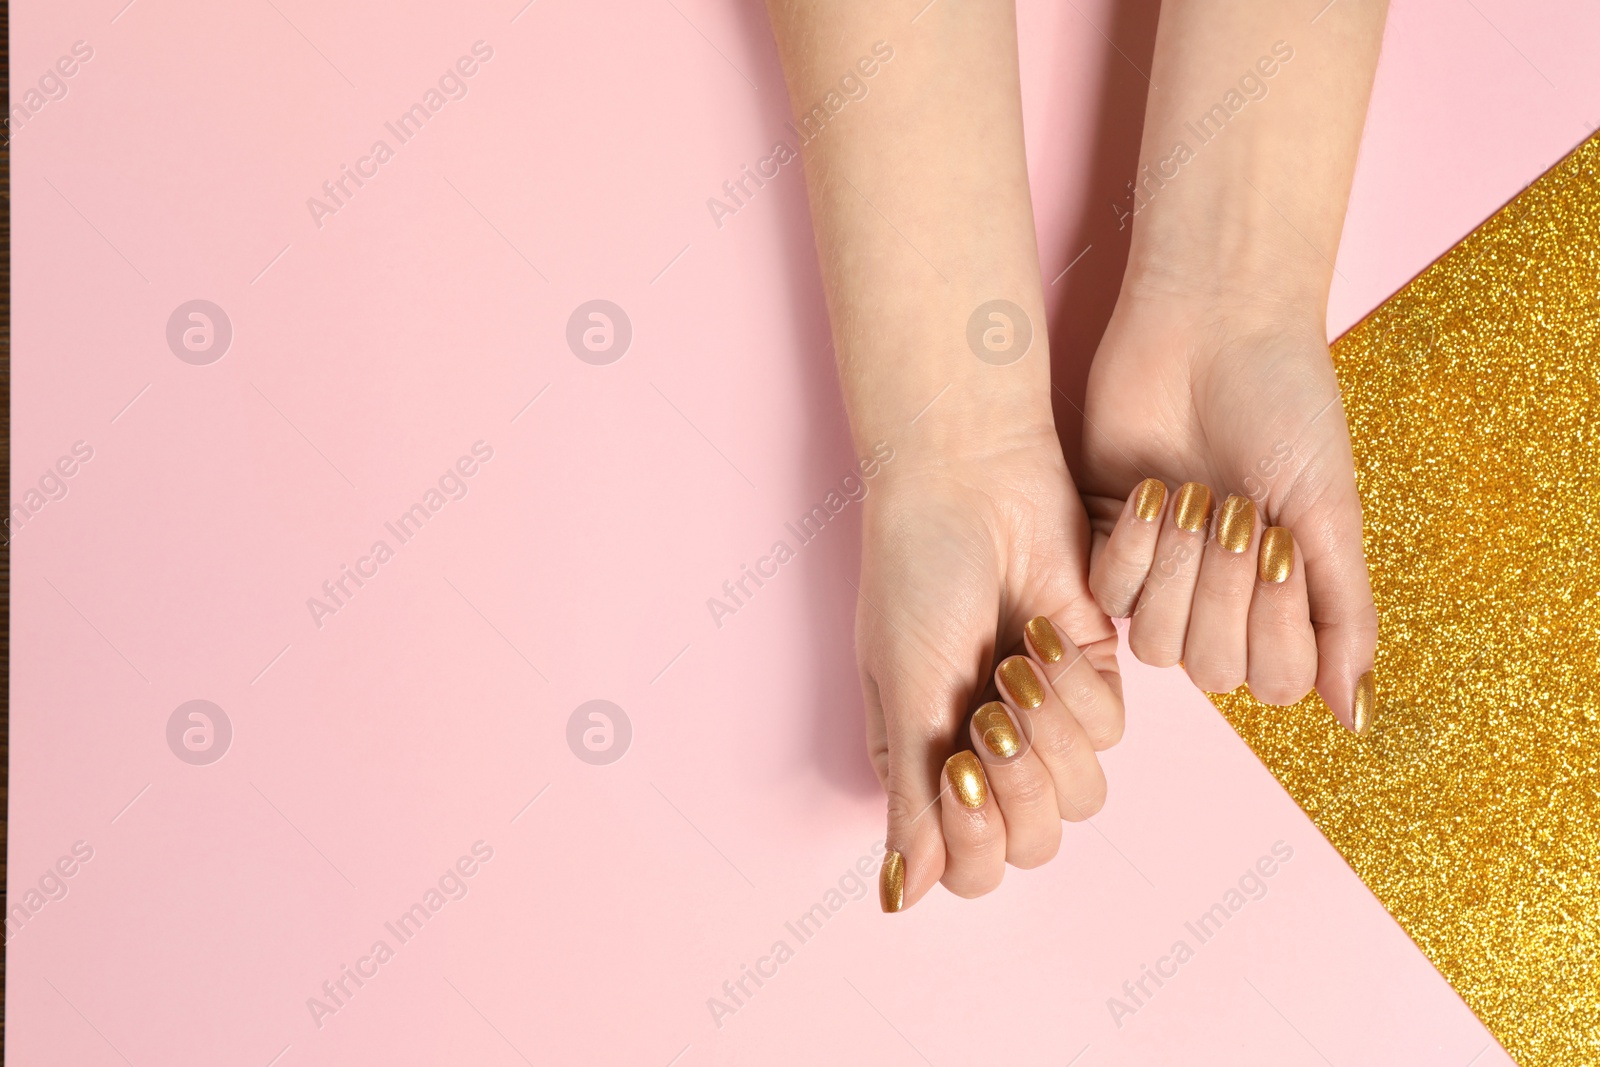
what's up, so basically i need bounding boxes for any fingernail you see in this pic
[1258,526,1294,583]
[1352,670,1377,735]
[1175,482,1212,532]
[1024,616,1063,663]
[879,849,905,912]
[998,657,1046,709]
[973,701,1022,758]
[1134,478,1166,522]
[945,751,988,808]
[1216,494,1256,554]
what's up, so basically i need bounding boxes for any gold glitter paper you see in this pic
[1210,133,1600,1066]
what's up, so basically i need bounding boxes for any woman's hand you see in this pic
[761,0,1125,907]
[1081,293,1377,728]
[1077,0,1388,731]
[859,431,1122,911]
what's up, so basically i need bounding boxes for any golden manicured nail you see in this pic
[1352,670,1377,735]
[1024,616,1063,663]
[945,751,988,808]
[1216,494,1256,553]
[998,657,1045,709]
[1134,478,1166,522]
[973,701,1021,758]
[1174,482,1212,532]
[1258,526,1294,583]
[879,850,905,912]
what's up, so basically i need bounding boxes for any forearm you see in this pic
[1124,0,1388,317]
[765,1,1054,457]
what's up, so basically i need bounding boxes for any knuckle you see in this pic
[1088,574,1118,614]
[995,767,1053,812]
[882,779,924,834]
[1248,673,1309,708]
[1009,835,1061,870]
[1061,776,1108,821]
[1037,723,1084,766]
[1086,712,1125,751]
[1130,632,1181,668]
[1186,657,1246,696]
[1057,672,1098,713]
[944,867,1004,899]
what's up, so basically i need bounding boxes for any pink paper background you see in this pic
[8,1,1597,1064]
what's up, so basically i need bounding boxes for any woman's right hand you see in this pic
[857,430,1124,911]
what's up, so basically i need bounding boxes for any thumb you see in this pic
[868,661,959,913]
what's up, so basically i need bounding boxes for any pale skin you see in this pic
[764,0,1387,911]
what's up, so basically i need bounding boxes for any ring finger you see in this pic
[994,654,1107,822]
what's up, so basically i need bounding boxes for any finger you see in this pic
[1183,494,1260,693]
[869,670,951,914]
[1246,527,1319,706]
[969,702,1061,868]
[1024,615,1124,749]
[1128,481,1212,667]
[995,655,1107,822]
[1292,450,1380,734]
[1089,478,1168,618]
[937,751,1006,898]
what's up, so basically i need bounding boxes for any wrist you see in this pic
[1122,190,1333,321]
[843,358,1060,482]
[833,282,1059,467]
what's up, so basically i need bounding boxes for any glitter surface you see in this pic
[1210,134,1600,1065]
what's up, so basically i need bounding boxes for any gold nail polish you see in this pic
[1259,526,1294,583]
[1025,616,1064,663]
[879,850,905,913]
[1352,670,1377,735]
[1216,495,1256,554]
[945,751,988,808]
[1134,478,1166,522]
[1174,482,1213,532]
[973,701,1021,758]
[998,657,1045,709]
